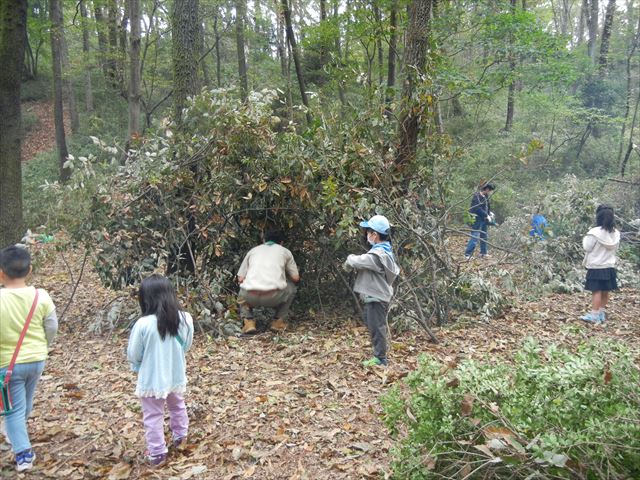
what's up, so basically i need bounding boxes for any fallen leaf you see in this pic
[461,394,474,416]
[181,465,208,479]
[107,461,131,480]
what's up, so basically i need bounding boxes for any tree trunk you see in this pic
[577,0,587,44]
[24,28,35,79]
[617,4,640,165]
[128,0,141,137]
[374,4,384,89]
[385,0,397,115]
[199,20,210,86]
[120,0,129,93]
[621,88,640,177]
[0,0,27,247]
[334,0,347,108]
[214,12,222,86]
[587,0,598,63]
[319,0,329,74]
[172,0,200,125]
[80,0,94,112]
[50,0,71,182]
[94,3,110,82]
[504,0,517,132]
[281,0,312,124]
[276,6,287,78]
[598,0,616,74]
[61,34,80,133]
[235,0,248,102]
[394,0,432,168]
[107,0,120,88]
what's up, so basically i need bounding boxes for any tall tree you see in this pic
[235,0,248,102]
[0,0,28,247]
[504,0,517,132]
[213,11,222,87]
[80,0,94,112]
[106,0,120,88]
[577,0,587,44]
[395,0,432,168]
[586,0,598,62]
[598,0,616,73]
[172,0,200,124]
[50,0,71,182]
[281,0,311,124]
[94,2,110,82]
[384,0,398,115]
[617,4,640,167]
[128,0,141,137]
[61,33,80,133]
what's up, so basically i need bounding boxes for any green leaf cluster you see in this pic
[382,339,640,479]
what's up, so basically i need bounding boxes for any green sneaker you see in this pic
[362,357,387,367]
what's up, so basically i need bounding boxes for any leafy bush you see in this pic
[382,339,640,479]
[81,87,467,330]
[21,76,51,102]
[491,175,640,294]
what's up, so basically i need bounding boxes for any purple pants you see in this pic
[140,392,188,456]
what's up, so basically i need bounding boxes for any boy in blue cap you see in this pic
[344,215,400,367]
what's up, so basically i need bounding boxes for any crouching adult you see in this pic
[237,230,300,334]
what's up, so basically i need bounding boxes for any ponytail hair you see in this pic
[595,204,615,233]
[138,274,181,340]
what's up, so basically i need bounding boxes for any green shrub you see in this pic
[491,175,640,294]
[22,111,39,135]
[79,87,472,328]
[21,76,51,102]
[382,339,640,479]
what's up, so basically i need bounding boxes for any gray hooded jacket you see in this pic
[345,248,400,302]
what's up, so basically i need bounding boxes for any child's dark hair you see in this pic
[595,204,615,233]
[264,229,285,244]
[138,274,181,340]
[0,245,31,279]
[367,229,390,242]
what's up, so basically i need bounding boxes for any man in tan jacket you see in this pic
[237,230,300,334]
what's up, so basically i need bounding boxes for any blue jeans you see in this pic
[0,360,45,453]
[465,220,488,256]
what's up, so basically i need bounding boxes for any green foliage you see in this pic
[78,87,475,329]
[22,136,120,234]
[21,111,39,134]
[491,175,640,294]
[21,76,51,102]
[382,339,640,479]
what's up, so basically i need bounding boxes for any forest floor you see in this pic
[21,100,71,162]
[1,242,638,479]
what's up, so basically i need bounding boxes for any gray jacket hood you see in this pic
[369,249,401,284]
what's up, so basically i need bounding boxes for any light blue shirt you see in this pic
[127,311,194,398]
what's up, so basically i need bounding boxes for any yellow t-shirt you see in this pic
[0,287,56,368]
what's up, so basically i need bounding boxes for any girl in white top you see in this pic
[581,205,620,324]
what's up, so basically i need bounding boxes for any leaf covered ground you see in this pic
[1,244,638,479]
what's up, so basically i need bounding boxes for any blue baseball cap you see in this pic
[359,215,390,235]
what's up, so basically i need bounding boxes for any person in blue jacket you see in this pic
[464,183,495,259]
[530,212,549,239]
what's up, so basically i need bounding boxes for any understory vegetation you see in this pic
[382,339,640,479]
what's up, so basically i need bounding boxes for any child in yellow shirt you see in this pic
[0,246,57,472]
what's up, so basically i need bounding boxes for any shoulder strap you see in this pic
[3,290,39,387]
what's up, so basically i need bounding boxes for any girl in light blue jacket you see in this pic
[127,274,194,468]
